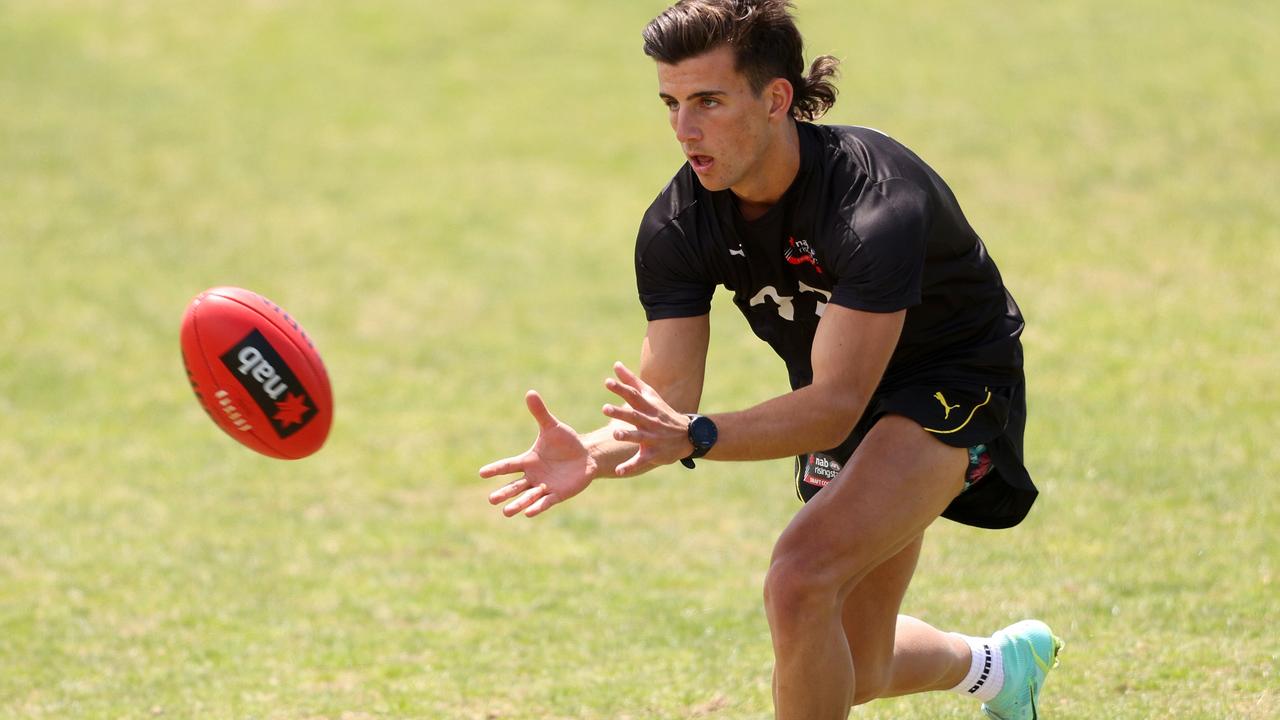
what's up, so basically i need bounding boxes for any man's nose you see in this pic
[674,109,702,144]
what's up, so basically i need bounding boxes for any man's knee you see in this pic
[762,534,860,622]
[764,548,831,620]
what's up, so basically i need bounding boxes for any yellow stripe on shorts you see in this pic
[923,388,992,435]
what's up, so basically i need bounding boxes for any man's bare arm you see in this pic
[603,305,903,471]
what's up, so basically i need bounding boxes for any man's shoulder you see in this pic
[812,123,941,187]
[813,123,910,154]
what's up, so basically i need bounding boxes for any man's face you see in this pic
[657,45,775,194]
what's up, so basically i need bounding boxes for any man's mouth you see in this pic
[688,154,714,172]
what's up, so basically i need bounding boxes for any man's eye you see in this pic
[701,97,719,107]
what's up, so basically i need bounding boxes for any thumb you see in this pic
[525,390,559,431]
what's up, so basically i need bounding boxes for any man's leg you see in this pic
[835,458,1065,717]
[764,414,968,720]
[770,539,954,710]
[839,540,973,704]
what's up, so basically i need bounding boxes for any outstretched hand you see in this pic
[481,391,597,518]
[601,362,695,476]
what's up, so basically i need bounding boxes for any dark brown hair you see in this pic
[642,0,839,121]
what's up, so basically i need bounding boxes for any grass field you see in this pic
[1,1,1277,718]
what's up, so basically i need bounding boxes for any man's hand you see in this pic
[481,391,598,518]
[602,361,695,476]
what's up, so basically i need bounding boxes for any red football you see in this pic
[180,287,333,459]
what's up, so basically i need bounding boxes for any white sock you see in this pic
[948,633,1004,702]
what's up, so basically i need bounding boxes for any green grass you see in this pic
[1,1,1277,718]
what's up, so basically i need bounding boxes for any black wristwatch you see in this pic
[681,413,718,469]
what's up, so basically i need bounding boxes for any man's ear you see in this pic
[767,78,795,121]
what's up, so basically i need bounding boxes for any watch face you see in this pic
[689,415,718,450]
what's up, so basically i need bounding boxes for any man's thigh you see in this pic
[773,414,967,594]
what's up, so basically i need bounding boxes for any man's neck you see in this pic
[733,120,801,222]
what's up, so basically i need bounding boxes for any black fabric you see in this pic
[795,378,1036,529]
[636,123,1026,392]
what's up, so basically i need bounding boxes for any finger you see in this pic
[604,377,648,409]
[608,422,664,444]
[503,484,546,517]
[488,476,531,505]
[612,361,650,392]
[602,403,653,428]
[523,491,560,518]
[524,390,559,431]
[479,454,528,479]
[614,451,649,477]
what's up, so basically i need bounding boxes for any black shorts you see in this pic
[794,378,1037,529]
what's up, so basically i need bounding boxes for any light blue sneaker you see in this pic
[981,620,1063,720]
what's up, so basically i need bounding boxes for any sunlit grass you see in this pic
[1,1,1276,718]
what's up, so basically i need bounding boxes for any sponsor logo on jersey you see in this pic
[219,329,316,438]
[784,237,822,274]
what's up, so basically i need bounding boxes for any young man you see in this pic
[481,1,1062,718]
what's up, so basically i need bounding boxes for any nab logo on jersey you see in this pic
[219,329,317,438]
[784,237,822,274]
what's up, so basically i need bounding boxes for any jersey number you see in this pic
[748,282,832,321]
